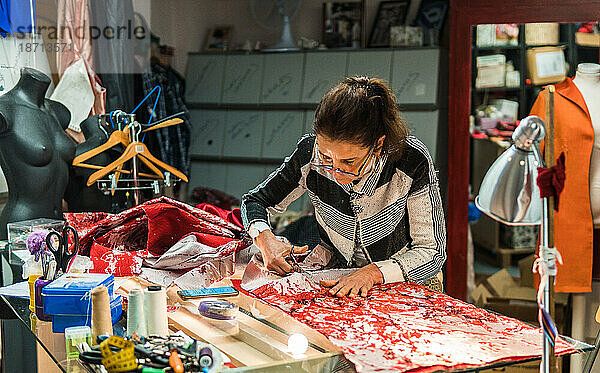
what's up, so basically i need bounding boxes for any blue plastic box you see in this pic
[42,273,115,316]
[51,295,123,333]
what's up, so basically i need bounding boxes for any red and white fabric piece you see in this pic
[65,197,249,284]
[239,273,577,373]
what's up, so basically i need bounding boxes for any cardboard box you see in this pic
[575,32,600,47]
[525,23,559,46]
[526,46,566,85]
[477,54,506,68]
[476,65,506,88]
[518,255,535,288]
[472,268,568,332]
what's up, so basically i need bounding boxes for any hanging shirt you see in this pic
[0,0,36,34]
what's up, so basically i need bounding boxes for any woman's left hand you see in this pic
[320,264,384,298]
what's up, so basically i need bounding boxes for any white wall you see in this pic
[150,0,421,74]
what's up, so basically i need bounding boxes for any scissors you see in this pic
[45,222,79,276]
[287,245,318,283]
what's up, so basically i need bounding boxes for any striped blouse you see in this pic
[241,133,446,285]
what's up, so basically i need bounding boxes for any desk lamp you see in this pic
[475,115,558,373]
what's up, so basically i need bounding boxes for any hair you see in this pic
[313,76,409,160]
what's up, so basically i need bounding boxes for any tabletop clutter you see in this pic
[4,198,587,373]
[17,218,229,373]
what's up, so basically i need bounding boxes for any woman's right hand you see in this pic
[254,230,308,275]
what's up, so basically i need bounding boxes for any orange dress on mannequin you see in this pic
[529,77,596,293]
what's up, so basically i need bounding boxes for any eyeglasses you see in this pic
[310,145,375,178]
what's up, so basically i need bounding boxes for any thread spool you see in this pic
[126,288,147,337]
[91,285,113,341]
[28,274,42,312]
[144,285,168,336]
[34,278,52,321]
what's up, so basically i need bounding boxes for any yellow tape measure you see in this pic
[100,336,137,373]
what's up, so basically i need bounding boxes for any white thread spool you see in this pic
[127,288,147,337]
[144,285,168,336]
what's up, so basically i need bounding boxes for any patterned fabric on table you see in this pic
[237,274,576,373]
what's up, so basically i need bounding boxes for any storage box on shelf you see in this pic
[526,46,567,85]
[575,32,600,47]
[525,23,559,46]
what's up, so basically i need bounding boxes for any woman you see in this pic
[241,76,446,297]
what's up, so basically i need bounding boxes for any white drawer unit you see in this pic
[189,161,227,192]
[301,52,348,104]
[347,51,393,82]
[391,49,440,105]
[261,53,304,104]
[223,111,264,158]
[189,110,226,157]
[185,54,225,103]
[262,111,305,159]
[222,54,264,104]
[402,111,441,160]
[226,164,269,200]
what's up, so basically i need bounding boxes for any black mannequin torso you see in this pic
[0,68,75,238]
[64,115,115,212]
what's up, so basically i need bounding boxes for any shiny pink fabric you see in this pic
[56,0,105,115]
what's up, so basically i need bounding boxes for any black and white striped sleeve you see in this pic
[392,137,447,284]
[241,134,315,230]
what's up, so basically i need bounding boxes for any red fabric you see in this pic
[536,152,566,211]
[89,242,144,276]
[196,203,244,229]
[64,212,112,237]
[79,197,242,256]
[232,277,576,373]
[185,232,237,248]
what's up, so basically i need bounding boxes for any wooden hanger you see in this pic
[142,118,183,132]
[73,129,130,166]
[74,163,160,179]
[86,141,188,186]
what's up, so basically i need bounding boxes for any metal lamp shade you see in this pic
[475,145,542,225]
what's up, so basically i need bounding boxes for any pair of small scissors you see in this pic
[45,222,79,276]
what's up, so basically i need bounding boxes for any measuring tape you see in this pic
[100,336,137,373]
[199,300,239,320]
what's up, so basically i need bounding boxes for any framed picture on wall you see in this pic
[322,1,364,49]
[368,1,410,47]
[205,25,233,51]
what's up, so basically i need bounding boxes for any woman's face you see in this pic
[315,135,384,185]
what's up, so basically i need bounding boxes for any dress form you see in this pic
[64,115,114,212]
[573,63,600,225]
[0,68,75,239]
[570,63,600,373]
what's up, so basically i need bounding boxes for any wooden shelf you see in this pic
[474,45,521,51]
[474,86,520,92]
